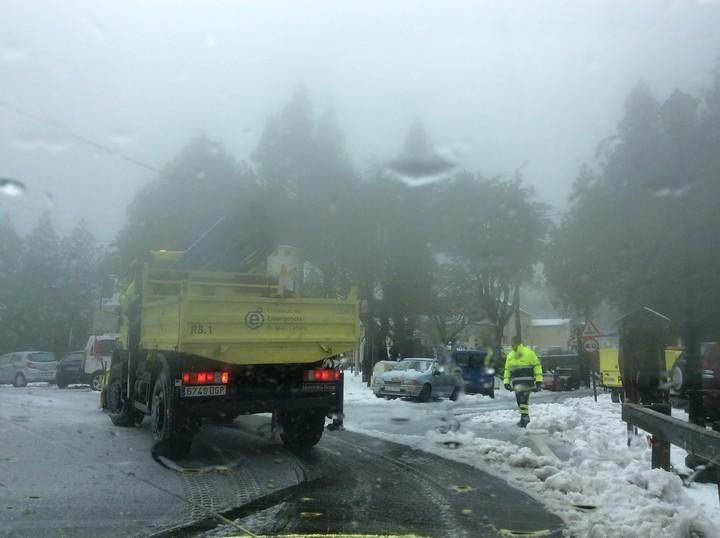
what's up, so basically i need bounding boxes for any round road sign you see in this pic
[583,339,599,353]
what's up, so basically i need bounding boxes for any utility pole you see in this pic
[513,283,521,339]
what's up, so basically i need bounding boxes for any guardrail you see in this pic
[622,403,720,502]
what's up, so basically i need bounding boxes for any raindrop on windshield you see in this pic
[0,178,26,197]
[1,42,30,63]
[383,154,457,187]
[109,127,134,145]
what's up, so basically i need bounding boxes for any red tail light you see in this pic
[26,360,33,368]
[303,369,341,382]
[181,371,230,385]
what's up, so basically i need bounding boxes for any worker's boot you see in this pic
[517,415,530,428]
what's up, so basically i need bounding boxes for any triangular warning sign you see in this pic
[582,321,600,338]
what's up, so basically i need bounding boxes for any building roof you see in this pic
[530,318,572,327]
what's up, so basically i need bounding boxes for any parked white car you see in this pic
[371,360,398,396]
[82,334,118,391]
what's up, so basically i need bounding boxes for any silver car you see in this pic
[375,358,462,402]
[0,351,58,387]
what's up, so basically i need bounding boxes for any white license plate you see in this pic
[384,386,400,392]
[182,385,227,398]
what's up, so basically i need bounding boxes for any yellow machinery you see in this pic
[599,347,684,403]
[134,250,358,365]
[107,244,359,457]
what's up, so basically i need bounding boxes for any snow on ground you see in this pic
[343,374,720,537]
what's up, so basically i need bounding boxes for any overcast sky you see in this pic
[2,0,720,240]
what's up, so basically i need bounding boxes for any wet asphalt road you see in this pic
[0,385,563,537]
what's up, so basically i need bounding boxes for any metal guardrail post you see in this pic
[623,403,720,503]
[648,403,671,471]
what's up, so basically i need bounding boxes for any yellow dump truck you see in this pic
[104,234,359,457]
[599,347,683,403]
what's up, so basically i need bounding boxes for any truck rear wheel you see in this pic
[279,409,325,450]
[107,354,144,427]
[151,369,193,458]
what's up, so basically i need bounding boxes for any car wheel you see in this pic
[90,371,104,392]
[57,381,68,389]
[449,387,460,401]
[13,373,27,388]
[417,384,432,402]
[671,365,685,392]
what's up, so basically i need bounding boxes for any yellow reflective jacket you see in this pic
[503,344,543,386]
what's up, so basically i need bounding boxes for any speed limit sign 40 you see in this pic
[583,339,599,353]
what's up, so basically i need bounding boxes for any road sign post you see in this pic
[582,321,600,402]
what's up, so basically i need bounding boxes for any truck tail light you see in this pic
[181,371,230,385]
[303,369,341,382]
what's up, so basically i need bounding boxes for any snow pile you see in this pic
[342,373,385,404]
[348,390,720,537]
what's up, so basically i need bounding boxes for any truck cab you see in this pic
[83,334,118,391]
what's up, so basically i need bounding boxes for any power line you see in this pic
[0,98,163,176]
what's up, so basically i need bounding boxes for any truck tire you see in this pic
[107,355,143,427]
[151,369,193,458]
[279,409,325,450]
[13,373,26,387]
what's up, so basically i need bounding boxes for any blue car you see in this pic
[452,350,495,398]
[375,358,463,402]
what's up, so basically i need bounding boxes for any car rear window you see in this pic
[453,352,469,367]
[63,352,84,362]
[30,352,56,362]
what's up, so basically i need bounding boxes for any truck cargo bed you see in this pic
[141,292,358,365]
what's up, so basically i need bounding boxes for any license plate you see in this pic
[384,386,400,392]
[302,383,335,392]
[182,385,227,398]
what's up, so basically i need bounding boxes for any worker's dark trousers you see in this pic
[515,390,530,417]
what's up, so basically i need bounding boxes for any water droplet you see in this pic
[88,19,107,40]
[1,43,30,63]
[0,178,25,197]
[109,127,134,145]
[204,35,218,48]
[196,170,207,180]
[45,192,54,207]
[384,155,457,187]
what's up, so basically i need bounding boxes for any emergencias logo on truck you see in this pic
[245,307,265,330]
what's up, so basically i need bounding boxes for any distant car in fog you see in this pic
[0,351,57,387]
[452,350,495,398]
[371,360,398,397]
[82,334,118,391]
[56,351,86,388]
[375,358,462,402]
[671,342,720,421]
[543,368,581,391]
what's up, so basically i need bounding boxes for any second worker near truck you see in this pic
[503,335,543,428]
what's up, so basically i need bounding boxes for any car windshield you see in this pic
[3,2,720,537]
[393,360,432,372]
